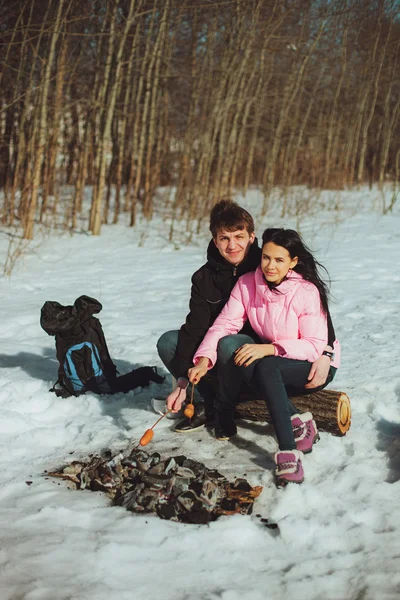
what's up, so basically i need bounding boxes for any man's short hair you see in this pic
[209,200,255,238]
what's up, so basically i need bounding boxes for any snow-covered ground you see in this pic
[0,187,399,600]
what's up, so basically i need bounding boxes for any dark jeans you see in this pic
[216,334,336,451]
[157,330,217,418]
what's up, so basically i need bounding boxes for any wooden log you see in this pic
[235,389,351,437]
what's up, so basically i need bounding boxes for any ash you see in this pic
[49,448,263,525]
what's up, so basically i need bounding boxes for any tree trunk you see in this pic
[89,1,120,235]
[235,389,351,437]
[41,35,67,222]
[23,0,65,240]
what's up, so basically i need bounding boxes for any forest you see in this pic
[0,0,398,240]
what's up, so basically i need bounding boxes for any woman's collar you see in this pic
[255,266,302,294]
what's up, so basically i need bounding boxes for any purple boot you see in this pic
[275,450,304,485]
[291,412,320,454]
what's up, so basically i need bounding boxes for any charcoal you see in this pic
[116,486,146,511]
[136,488,161,512]
[181,508,212,525]
[189,480,204,497]
[132,450,150,463]
[90,478,114,493]
[140,472,170,489]
[164,457,177,475]
[176,490,201,512]
[171,455,186,466]
[149,452,161,466]
[175,466,196,479]
[233,478,252,491]
[157,503,178,521]
[176,456,205,475]
[205,469,225,480]
[63,462,83,476]
[48,450,264,525]
[80,470,91,490]
[106,452,124,468]
[243,503,253,515]
[260,518,279,529]
[199,478,219,508]
[148,461,169,475]
[219,497,238,511]
[172,478,190,496]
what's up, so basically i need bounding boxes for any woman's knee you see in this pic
[254,356,282,377]
[217,334,254,364]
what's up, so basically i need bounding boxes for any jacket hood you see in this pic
[40,295,102,336]
[206,237,261,275]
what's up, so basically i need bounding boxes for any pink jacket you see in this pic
[194,267,340,368]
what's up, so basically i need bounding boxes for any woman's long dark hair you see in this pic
[261,228,330,314]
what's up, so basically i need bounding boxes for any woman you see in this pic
[187,228,340,485]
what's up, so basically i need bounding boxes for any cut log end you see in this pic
[336,392,351,435]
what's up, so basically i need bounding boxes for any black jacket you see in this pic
[171,240,262,378]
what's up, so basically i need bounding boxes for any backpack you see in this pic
[41,295,117,396]
[41,295,163,397]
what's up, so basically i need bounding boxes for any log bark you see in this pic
[235,389,351,437]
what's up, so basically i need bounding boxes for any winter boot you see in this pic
[291,412,319,454]
[214,410,237,441]
[274,449,304,485]
[174,404,215,433]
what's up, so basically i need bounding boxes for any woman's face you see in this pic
[261,241,298,285]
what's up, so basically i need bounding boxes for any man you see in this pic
[157,200,334,432]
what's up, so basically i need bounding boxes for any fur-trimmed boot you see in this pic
[291,412,320,454]
[275,449,304,485]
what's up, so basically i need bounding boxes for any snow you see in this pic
[0,187,399,600]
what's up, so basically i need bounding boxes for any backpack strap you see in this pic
[49,377,73,398]
[64,341,103,392]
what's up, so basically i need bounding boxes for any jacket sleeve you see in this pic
[170,275,213,379]
[194,282,248,368]
[273,287,328,362]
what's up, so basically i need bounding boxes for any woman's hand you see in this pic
[188,357,210,384]
[305,354,330,389]
[234,343,275,367]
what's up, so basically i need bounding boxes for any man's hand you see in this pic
[166,378,188,412]
[188,357,209,384]
[305,354,330,389]
[234,343,274,367]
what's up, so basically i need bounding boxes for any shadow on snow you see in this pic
[0,348,168,434]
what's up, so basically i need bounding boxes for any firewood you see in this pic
[235,389,351,436]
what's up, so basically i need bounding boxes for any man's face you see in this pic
[213,228,255,266]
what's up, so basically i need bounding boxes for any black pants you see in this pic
[216,334,336,451]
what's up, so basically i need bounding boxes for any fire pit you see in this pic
[48,448,263,525]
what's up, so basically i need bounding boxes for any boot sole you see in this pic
[276,477,304,487]
[215,433,237,441]
[174,423,206,433]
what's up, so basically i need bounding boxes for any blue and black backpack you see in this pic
[41,296,117,396]
[41,295,164,397]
